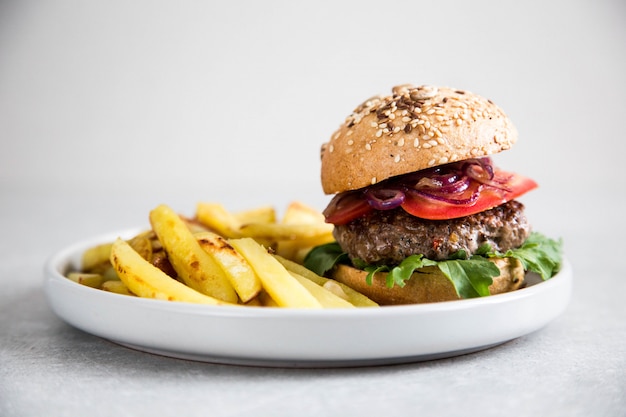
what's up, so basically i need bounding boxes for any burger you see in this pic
[304,84,562,305]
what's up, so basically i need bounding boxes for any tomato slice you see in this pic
[323,170,538,224]
[323,190,372,225]
[400,171,537,220]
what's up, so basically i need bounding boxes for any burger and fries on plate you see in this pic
[66,84,563,308]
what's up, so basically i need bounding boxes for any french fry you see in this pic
[110,238,231,305]
[273,255,379,307]
[195,231,262,303]
[101,266,121,281]
[234,205,276,225]
[82,242,113,271]
[149,204,238,303]
[67,272,105,288]
[71,200,383,309]
[273,201,335,263]
[256,290,279,307]
[282,201,326,224]
[128,234,152,261]
[196,203,243,238]
[238,222,333,242]
[289,272,355,308]
[100,280,134,296]
[229,238,323,308]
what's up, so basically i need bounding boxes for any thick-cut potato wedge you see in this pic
[282,201,326,224]
[128,234,152,261]
[289,272,354,308]
[101,280,134,296]
[274,201,334,263]
[229,238,322,309]
[67,272,105,288]
[196,203,243,238]
[238,223,333,243]
[110,239,231,305]
[82,242,113,271]
[234,205,276,225]
[256,290,279,307]
[195,231,262,303]
[150,204,238,303]
[273,255,379,307]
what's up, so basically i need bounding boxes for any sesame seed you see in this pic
[397,137,405,146]
[329,144,334,153]
[423,142,432,149]
[347,139,354,145]
[371,177,377,184]
[375,129,383,138]
[438,156,449,164]
[413,138,419,147]
[428,159,436,166]
[365,143,372,151]
[394,155,401,163]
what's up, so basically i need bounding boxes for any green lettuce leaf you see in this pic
[493,232,563,280]
[303,232,563,299]
[303,242,349,276]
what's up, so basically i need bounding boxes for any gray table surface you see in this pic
[1,187,624,417]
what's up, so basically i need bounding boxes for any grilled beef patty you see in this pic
[333,200,530,265]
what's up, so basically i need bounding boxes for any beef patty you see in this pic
[333,200,530,265]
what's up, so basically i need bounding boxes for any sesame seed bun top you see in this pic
[320,84,518,194]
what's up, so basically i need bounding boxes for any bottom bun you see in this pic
[331,258,525,305]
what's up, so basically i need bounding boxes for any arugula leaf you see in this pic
[362,255,438,288]
[303,242,349,276]
[496,232,563,280]
[302,231,563,299]
[437,257,500,298]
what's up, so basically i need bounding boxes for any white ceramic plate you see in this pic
[44,229,572,368]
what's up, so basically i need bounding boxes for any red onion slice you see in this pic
[364,187,406,210]
[408,187,482,205]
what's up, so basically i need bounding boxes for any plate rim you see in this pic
[43,228,573,367]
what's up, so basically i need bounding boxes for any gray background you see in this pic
[1,1,625,416]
